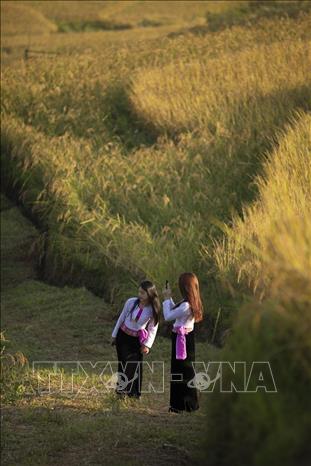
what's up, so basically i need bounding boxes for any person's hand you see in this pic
[140,345,150,354]
[111,337,116,346]
[162,286,172,300]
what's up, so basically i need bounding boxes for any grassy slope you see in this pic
[214,112,311,299]
[1,192,213,465]
[201,112,311,466]
[0,2,57,36]
[1,4,311,464]
[1,12,310,338]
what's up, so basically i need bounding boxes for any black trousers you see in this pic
[170,329,199,412]
[115,328,143,398]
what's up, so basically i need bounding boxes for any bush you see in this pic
[203,296,311,466]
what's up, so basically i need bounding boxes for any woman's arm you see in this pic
[142,318,159,349]
[111,298,132,338]
[163,299,190,321]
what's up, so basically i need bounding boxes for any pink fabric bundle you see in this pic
[175,326,187,360]
[138,328,149,345]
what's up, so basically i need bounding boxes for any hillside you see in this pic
[1,1,311,465]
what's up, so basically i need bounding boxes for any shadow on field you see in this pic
[179,83,311,341]
[1,398,204,466]
[200,83,311,214]
[101,83,159,152]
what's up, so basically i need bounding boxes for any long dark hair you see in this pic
[178,272,203,323]
[130,280,160,325]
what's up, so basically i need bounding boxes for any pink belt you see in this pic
[173,326,193,360]
[121,323,139,337]
[121,323,149,344]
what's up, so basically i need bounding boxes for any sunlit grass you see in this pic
[2,5,311,464]
[2,13,310,318]
[213,111,311,302]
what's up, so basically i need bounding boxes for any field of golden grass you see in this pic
[1,2,311,464]
[2,12,310,318]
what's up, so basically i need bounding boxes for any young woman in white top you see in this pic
[111,280,160,399]
[162,272,203,413]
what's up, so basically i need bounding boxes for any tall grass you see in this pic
[213,112,311,302]
[202,112,311,466]
[203,296,311,466]
[1,13,311,324]
[1,5,311,462]
[129,40,310,135]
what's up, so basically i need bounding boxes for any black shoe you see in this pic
[168,406,182,414]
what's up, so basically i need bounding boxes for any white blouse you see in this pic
[111,297,159,349]
[162,298,194,331]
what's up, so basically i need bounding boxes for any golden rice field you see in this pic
[2,10,310,316]
[1,2,311,464]
[214,112,311,301]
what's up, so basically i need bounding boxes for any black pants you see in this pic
[115,328,142,398]
[170,329,199,412]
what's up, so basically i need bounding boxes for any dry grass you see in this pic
[1,13,311,313]
[129,40,311,134]
[1,5,311,465]
[213,111,311,302]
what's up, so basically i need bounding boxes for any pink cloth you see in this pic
[175,326,187,360]
[138,328,149,345]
